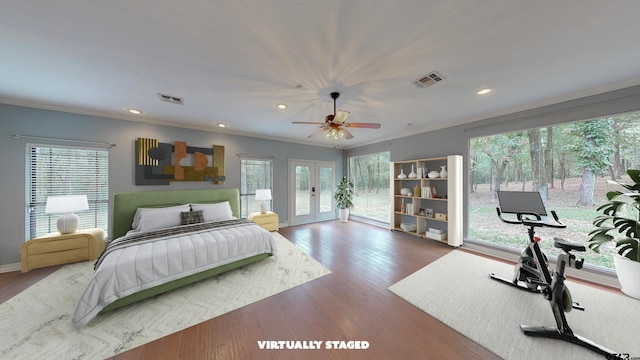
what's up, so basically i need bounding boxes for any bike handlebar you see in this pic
[495,207,567,229]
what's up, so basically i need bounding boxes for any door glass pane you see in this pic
[319,166,333,213]
[295,165,311,216]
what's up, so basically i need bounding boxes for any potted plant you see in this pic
[334,176,354,222]
[588,169,640,299]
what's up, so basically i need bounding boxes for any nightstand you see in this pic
[21,228,106,273]
[248,211,279,231]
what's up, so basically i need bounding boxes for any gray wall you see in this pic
[0,104,342,266]
[3,85,640,266]
[346,85,640,239]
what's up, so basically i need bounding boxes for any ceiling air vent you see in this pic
[157,93,185,105]
[412,71,445,88]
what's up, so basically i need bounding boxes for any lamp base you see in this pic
[259,201,268,214]
[57,212,79,234]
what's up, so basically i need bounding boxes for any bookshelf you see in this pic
[390,155,463,247]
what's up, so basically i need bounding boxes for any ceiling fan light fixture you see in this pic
[325,128,346,140]
[292,91,380,141]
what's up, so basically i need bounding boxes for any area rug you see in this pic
[0,232,331,359]
[389,250,640,360]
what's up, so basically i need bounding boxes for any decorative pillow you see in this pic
[181,210,204,225]
[190,201,234,222]
[132,204,191,232]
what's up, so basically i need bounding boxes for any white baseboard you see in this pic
[0,262,21,273]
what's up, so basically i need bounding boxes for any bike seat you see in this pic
[553,237,585,252]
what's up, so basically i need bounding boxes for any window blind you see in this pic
[239,157,273,217]
[27,144,109,240]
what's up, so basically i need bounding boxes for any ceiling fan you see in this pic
[293,92,381,140]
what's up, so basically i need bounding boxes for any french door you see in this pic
[288,159,336,225]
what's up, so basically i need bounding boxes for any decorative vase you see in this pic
[614,253,640,299]
[414,185,421,198]
[440,165,447,178]
[428,170,440,178]
[397,169,407,179]
[408,165,417,178]
[339,208,349,223]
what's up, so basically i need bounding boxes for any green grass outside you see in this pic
[470,204,616,269]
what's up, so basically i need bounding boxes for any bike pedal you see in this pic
[572,302,585,311]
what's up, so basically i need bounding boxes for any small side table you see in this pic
[21,228,105,273]
[248,211,279,231]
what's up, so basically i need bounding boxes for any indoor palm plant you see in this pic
[334,176,354,222]
[588,169,640,299]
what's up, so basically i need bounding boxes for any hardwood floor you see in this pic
[1,221,504,359]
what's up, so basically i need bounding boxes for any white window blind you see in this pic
[27,144,109,240]
[240,157,273,217]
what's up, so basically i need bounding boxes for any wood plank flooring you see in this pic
[1,221,504,359]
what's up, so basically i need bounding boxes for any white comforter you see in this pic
[72,219,277,327]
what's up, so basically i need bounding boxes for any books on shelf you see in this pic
[421,186,437,199]
[406,202,419,215]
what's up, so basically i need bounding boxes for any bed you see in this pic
[72,189,277,327]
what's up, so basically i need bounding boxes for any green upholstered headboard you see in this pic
[112,189,240,240]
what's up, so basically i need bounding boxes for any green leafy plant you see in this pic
[588,169,640,262]
[334,176,354,209]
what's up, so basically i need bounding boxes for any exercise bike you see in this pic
[489,191,622,359]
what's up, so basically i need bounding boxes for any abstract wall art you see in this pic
[135,137,225,185]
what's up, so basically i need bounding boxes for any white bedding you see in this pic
[72,219,277,327]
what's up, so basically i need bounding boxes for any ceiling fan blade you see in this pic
[332,110,350,124]
[341,128,354,139]
[307,128,327,138]
[345,122,381,129]
[293,121,325,125]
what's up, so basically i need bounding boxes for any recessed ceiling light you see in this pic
[277,104,288,110]
[127,108,142,115]
[477,88,492,95]
[217,123,227,128]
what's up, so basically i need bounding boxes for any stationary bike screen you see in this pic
[497,191,547,216]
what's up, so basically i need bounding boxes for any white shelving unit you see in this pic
[390,155,463,247]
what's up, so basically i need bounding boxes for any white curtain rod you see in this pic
[13,134,116,149]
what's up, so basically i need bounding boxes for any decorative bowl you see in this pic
[400,223,417,232]
[428,171,440,178]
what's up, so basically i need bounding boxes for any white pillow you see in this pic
[132,204,191,232]
[190,201,234,222]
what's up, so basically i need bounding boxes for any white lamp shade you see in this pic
[45,195,89,214]
[255,189,272,201]
[45,195,89,234]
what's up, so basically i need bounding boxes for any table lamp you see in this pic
[255,189,272,214]
[45,195,89,234]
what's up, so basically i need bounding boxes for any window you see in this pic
[27,144,109,240]
[240,157,273,218]
[468,111,640,270]
[348,151,391,223]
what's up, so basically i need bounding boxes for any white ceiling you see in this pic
[2,1,640,148]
